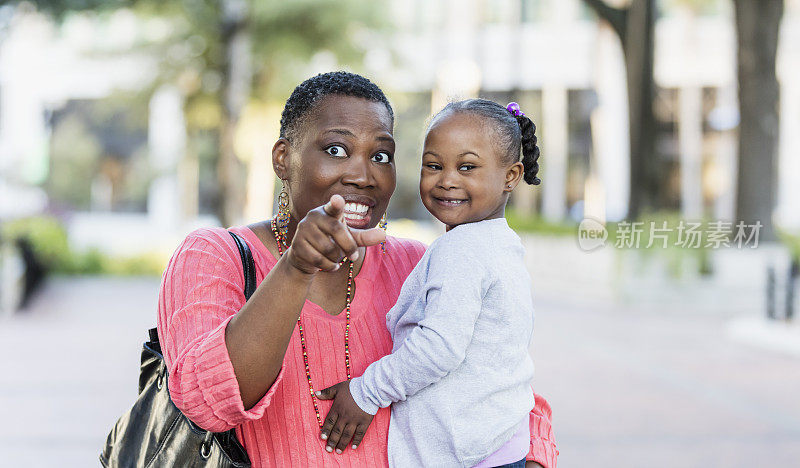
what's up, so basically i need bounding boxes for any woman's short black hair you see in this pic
[280,71,394,142]
[430,98,541,185]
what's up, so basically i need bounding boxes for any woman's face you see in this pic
[274,94,396,230]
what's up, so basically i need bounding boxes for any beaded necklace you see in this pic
[269,217,354,428]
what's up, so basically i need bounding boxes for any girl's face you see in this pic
[420,111,523,231]
[273,94,396,230]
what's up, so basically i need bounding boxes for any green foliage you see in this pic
[606,211,713,277]
[1,216,165,276]
[48,115,103,209]
[120,0,391,104]
[47,94,150,211]
[506,209,578,237]
[662,0,726,15]
[508,208,713,277]
[24,0,127,19]
[1,216,73,271]
[777,229,800,263]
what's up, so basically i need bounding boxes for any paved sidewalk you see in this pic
[531,290,800,468]
[2,275,799,467]
[0,276,160,468]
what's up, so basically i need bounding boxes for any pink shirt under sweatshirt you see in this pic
[157,226,559,468]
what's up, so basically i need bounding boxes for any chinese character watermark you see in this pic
[577,219,761,252]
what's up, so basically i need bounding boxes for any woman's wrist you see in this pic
[278,248,320,279]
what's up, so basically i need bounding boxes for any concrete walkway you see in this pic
[0,276,160,467]
[1,275,799,467]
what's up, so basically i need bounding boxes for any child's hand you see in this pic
[316,381,374,454]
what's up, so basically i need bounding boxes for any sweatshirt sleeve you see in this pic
[349,244,488,415]
[526,391,559,468]
[156,229,283,432]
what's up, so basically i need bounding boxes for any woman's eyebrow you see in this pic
[323,129,394,144]
[323,128,355,137]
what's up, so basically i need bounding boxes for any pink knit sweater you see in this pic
[157,226,559,467]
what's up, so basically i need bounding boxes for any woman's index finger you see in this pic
[322,194,346,220]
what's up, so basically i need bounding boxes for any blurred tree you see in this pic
[48,114,103,209]
[139,0,386,225]
[28,0,386,225]
[583,0,659,220]
[732,0,782,241]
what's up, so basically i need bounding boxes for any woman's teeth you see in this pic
[344,202,369,219]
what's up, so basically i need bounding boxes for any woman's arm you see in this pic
[159,196,383,431]
[226,195,383,409]
[158,229,290,432]
[526,392,559,468]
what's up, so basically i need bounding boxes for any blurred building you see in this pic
[0,6,212,256]
[0,0,799,257]
[370,0,800,230]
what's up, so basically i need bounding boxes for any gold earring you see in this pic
[379,212,388,253]
[276,180,291,242]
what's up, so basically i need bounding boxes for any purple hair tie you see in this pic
[506,102,525,117]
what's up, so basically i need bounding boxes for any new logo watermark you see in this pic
[577,218,608,251]
[577,219,762,252]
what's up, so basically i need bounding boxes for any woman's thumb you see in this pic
[315,385,337,400]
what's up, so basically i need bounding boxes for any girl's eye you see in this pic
[425,163,441,170]
[459,164,476,171]
[372,152,393,164]
[325,145,348,157]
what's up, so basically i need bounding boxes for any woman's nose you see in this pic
[341,156,375,188]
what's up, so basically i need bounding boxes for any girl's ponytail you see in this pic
[514,114,541,186]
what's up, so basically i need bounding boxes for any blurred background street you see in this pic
[1,0,799,467]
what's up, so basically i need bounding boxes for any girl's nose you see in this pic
[436,169,459,190]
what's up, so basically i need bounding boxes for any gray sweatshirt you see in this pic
[349,217,536,468]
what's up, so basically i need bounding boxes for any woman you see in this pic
[157,71,558,467]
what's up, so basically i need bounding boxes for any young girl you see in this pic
[316,98,543,468]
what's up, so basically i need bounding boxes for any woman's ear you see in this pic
[505,161,524,191]
[272,137,290,180]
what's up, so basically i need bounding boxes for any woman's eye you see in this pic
[372,152,393,163]
[459,165,475,171]
[325,145,347,157]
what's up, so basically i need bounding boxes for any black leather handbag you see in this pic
[100,231,256,467]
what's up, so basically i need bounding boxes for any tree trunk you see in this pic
[623,0,658,220]
[733,0,783,242]
[216,0,252,227]
[583,0,658,220]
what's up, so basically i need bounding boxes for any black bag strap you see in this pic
[228,231,256,300]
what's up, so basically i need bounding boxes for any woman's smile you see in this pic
[340,194,376,228]
[343,202,371,227]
